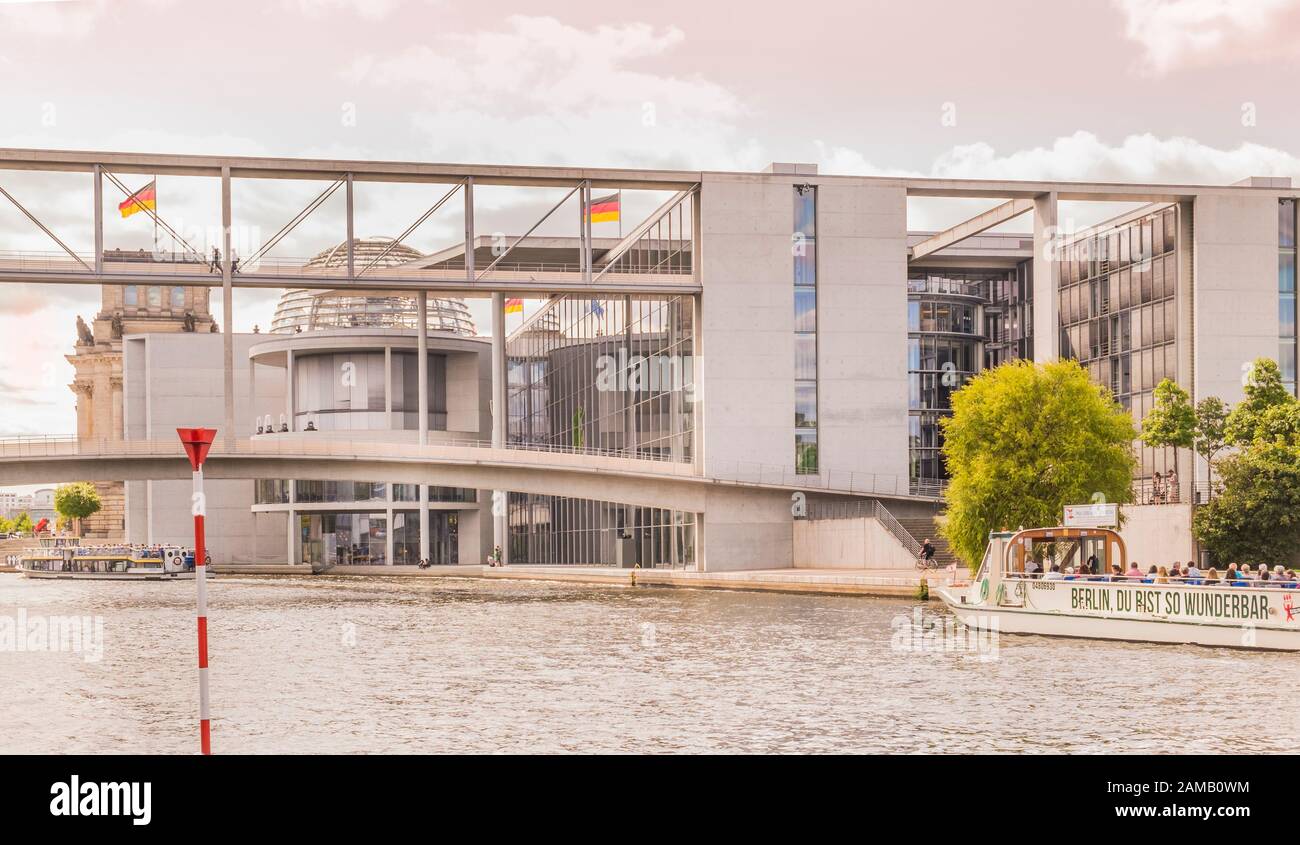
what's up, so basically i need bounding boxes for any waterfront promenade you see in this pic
[212,563,965,598]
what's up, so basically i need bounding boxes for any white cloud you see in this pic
[0,0,108,38]
[1112,0,1300,73]
[817,130,1300,184]
[346,15,764,171]
[286,0,430,21]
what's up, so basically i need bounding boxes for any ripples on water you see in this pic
[2,573,1296,754]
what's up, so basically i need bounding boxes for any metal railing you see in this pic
[800,498,924,556]
[0,249,696,283]
[0,434,943,501]
[1130,479,1214,506]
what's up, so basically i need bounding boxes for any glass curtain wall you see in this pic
[1058,205,1180,480]
[506,294,695,461]
[1281,199,1297,393]
[794,185,818,473]
[906,271,988,489]
[294,351,447,431]
[507,492,696,568]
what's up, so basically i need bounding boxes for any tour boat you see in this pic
[936,527,1300,651]
[15,536,199,581]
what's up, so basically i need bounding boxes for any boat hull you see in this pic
[938,585,1300,651]
[18,569,198,581]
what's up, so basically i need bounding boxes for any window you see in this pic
[124,285,138,306]
[793,185,818,474]
[147,286,161,308]
[170,286,185,309]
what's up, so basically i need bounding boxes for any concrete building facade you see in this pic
[1,148,1291,570]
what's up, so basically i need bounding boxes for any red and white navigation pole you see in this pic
[177,427,217,755]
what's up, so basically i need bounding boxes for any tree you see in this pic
[54,482,102,537]
[940,359,1137,569]
[1223,358,1296,446]
[1193,442,1300,565]
[1140,378,1195,484]
[1192,396,1229,500]
[11,512,33,535]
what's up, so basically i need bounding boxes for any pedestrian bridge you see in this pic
[0,435,937,511]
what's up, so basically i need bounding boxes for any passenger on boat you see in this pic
[1156,566,1169,584]
[1062,565,1076,580]
[1184,561,1201,582]
[1145,565,1158,583]
[1109,563,1124,582]
[1168,563,1181,580]
[1085,553,1100,575]
[1043,564,1064,580]
[1125,562,1143,580]
[1205,567,1220,584]
[1024,558,1041,577]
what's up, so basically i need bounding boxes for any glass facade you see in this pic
[983,261,1034,368]
[300,512,388,567]
[907,271,989,488]
[294,351,447,431]
[506,294,695,461]
[508,493,695,568]
[794,185,818,473]
[294,506,463,567]
[1059,205,1180,480]
[1281,199,1297,393]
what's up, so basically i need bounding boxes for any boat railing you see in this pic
[1002,572,1300,589]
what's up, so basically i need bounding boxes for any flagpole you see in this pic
[618,189,622,239]
[152,176,159,257]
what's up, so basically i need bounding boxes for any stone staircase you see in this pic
[895,517,960,567]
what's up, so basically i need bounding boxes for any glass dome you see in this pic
[270,238,476,335]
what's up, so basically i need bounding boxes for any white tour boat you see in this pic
[15,536,199,581]
[936,527,1300,651]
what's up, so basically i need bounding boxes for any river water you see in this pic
[2,573,1297,754]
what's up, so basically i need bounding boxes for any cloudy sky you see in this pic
[2,0,1300,438]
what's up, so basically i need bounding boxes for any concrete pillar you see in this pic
[93,164,103,273]
[345,174,355,278]
[464,177,475,280]
[287,508,297,565]
[384,346,392,423]
[417,292,428,446]
[491,291,507,561]
[285,348,295,432]
[1032,191,1061,362]
[385,505,394,567]
[221,166,235,446]
[418,485,430,565]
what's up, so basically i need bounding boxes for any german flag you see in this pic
[118,180,157,218]
[587,192,620,224]
[504,298,523,314]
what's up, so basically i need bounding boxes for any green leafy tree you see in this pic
[1192,396,1229,500]
[1140,378,1195,481]
[11,512,33,535]
[1224,358,1296,446]
[940,359,1137,569]
[1193,442,1300,565]
[0,515,13,535]
[54,482,102,537]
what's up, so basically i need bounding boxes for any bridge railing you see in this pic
[0,434,942,500]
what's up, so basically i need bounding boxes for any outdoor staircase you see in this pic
[895,517,960,567]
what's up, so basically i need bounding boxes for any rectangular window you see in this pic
[793,185,817,474]
[124,285,137,306]
[1282,200,1298,394]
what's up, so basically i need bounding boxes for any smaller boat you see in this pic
[936,527,1300,651]
[16,536,201,581]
